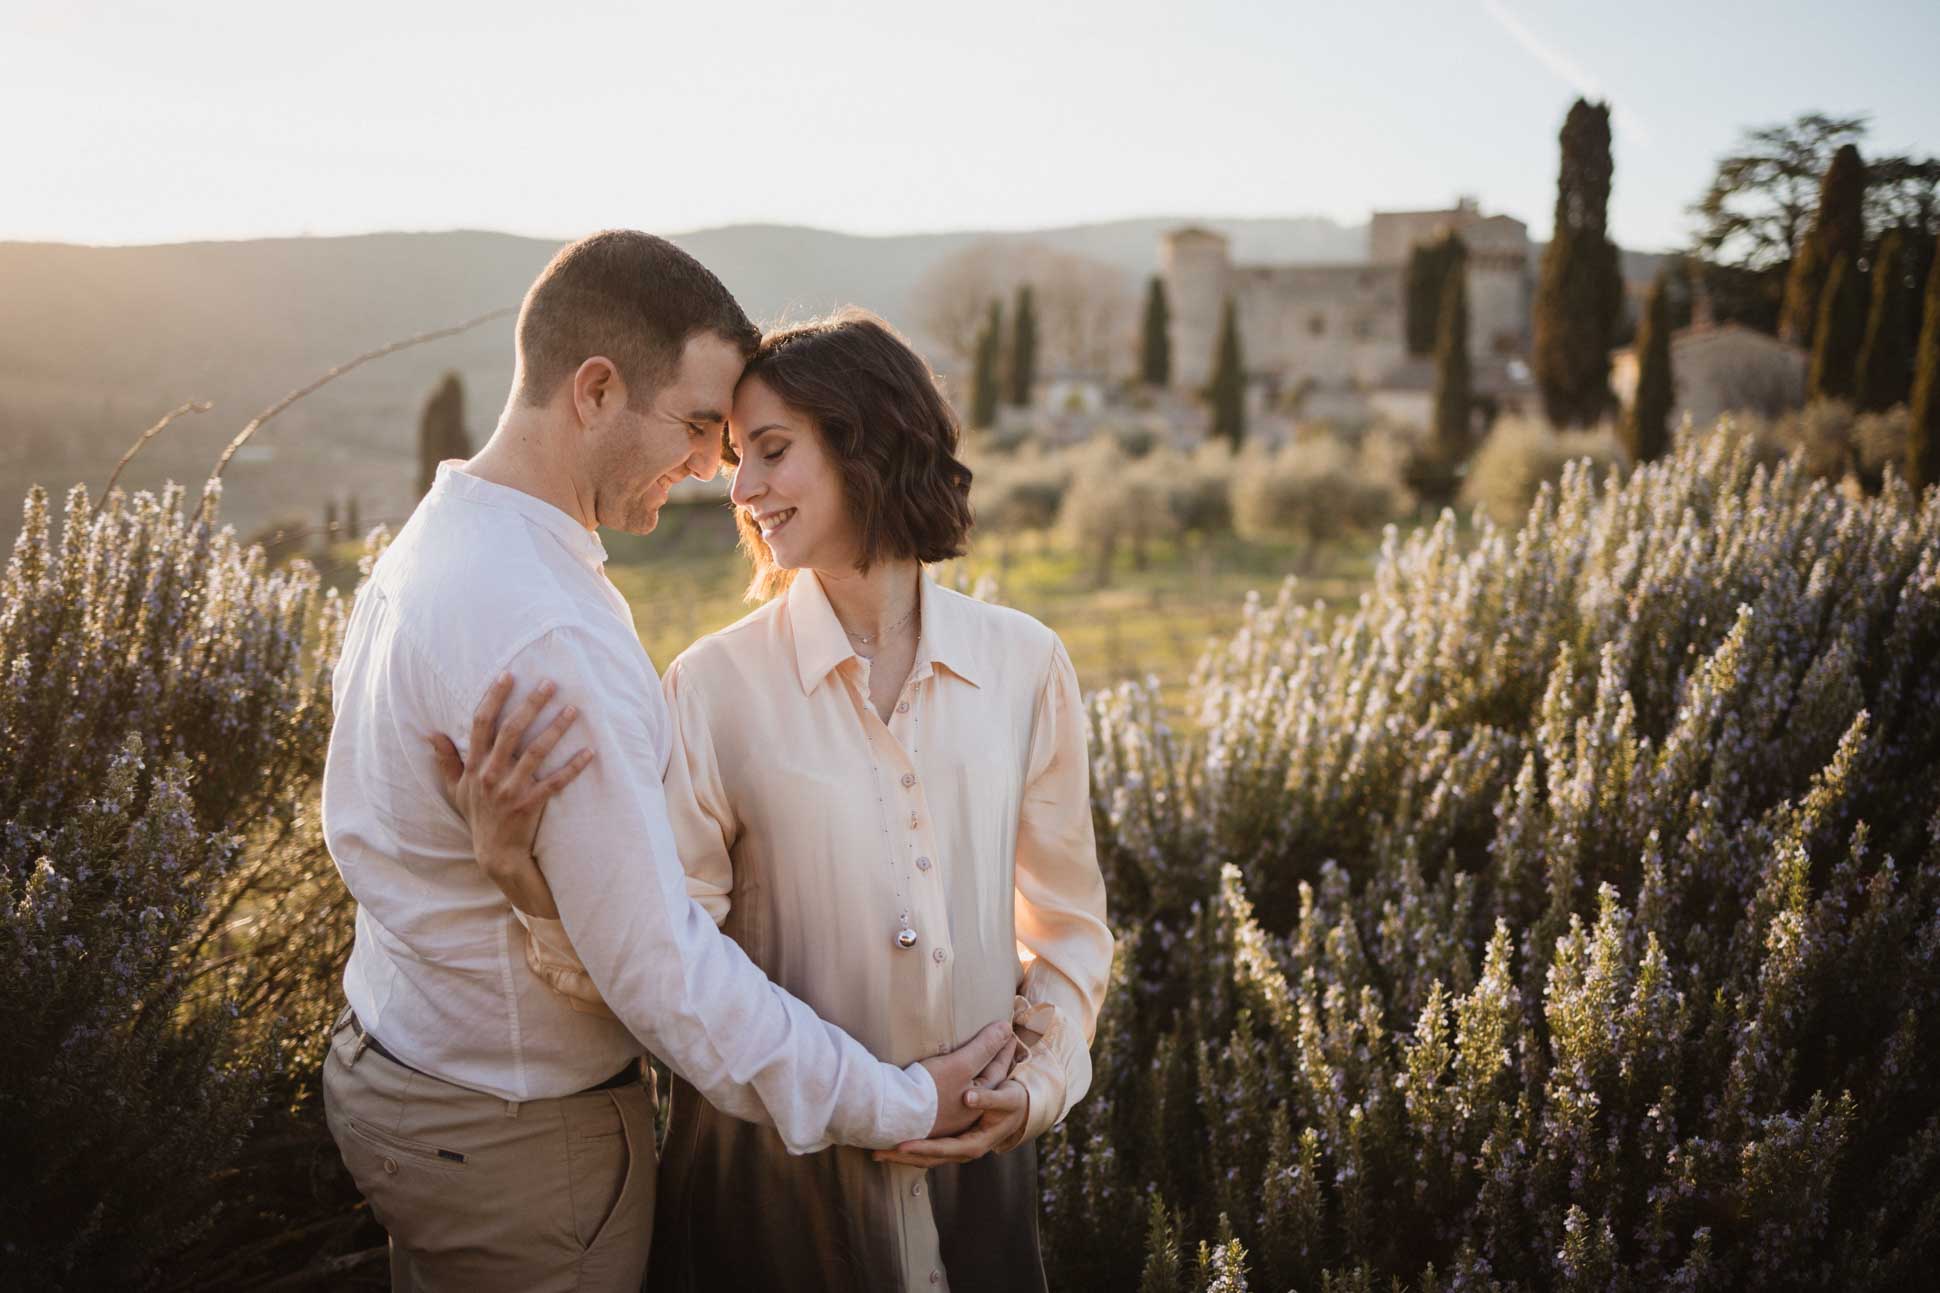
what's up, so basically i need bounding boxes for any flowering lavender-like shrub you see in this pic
[0,482,354,1287]
[1047,425,1940,1290]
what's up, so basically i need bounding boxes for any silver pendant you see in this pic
[896,926,919,950]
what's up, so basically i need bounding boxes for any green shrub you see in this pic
[1046,426,1940,1290]
[971,445,1071,536]
[1460,414,1623,525]
[1057,438,1178,583]
[1156,443,1236,537]
[0,483,361,1287]
[1738,400,1910,492]
[1231,431,1413,547]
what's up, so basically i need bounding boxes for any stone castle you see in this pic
[1160,199,1534,409]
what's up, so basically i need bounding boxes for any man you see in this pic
[321,230,1014,1291]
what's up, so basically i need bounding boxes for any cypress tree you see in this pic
[416,371,470,499]
[1533,99,1625,427]
[1140,276,1172,386]
[1433,240,1472,463]
[1208,297,1245,451]
[1780,143,1867,344]
[1807,254,1866,403]
[970,299,1003,429]
[1910,247,1940,494]
[1855,229,1915,411]
[1628,272,1675,463]
[1406,237,1461,356]
[1008,284,1038,407]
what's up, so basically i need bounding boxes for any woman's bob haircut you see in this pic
[728,308,975,600]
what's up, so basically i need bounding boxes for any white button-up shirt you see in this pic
[322,464,936,1153]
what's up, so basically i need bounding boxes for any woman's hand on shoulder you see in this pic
[430,673,594,919]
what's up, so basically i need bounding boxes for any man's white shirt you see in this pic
[322,463,938,1153]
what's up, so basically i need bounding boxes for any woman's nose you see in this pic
[729,463,759,506]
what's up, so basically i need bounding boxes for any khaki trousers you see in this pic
[322,1011,655,1292]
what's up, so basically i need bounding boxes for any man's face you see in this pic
[587,332,745,535]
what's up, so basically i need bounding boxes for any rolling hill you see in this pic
[0,216,1362,543]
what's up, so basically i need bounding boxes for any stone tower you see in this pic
[1161,227,1233,390]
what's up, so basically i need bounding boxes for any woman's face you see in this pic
[727,376,858,574]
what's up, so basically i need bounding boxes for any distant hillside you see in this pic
[0,217,1363,543]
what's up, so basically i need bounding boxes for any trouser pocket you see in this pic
[566,1090,631,1250]
[322,1024,468,1251]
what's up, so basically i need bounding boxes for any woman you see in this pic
[444,309,1111,1292]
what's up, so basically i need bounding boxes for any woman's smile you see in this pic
[754,506,797,538]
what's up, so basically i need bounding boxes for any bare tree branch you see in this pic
[104,400,215,495]
[206,307,513,491]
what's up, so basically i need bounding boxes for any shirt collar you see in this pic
[786,569,983,697]
[432,462,609,570]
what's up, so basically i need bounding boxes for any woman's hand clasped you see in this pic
[874,1078,1030,1168]
[878,1034,1030,1167]
[430,674,593,919]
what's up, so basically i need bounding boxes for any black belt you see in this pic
[344,1009,641,1094]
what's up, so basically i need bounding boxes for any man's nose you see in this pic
[688,434,725,484]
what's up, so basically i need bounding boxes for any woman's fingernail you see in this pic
[562,706,576,719]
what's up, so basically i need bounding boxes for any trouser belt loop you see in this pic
[336,1004,370,1067]
[504,1099,522,1118]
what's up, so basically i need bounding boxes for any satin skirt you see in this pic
[647,1074,1047,1293]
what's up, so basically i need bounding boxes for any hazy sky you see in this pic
[7,0,1936,251]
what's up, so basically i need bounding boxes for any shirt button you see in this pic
[911,1182,924,1197]
[897,702,910,714]
[900,773,916,788]
[916,856,931,872]
[933,947,947,963]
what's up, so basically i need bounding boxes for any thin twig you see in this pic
[206,306,514,490]
[105,400,215,496]
[245,1244,389,1292]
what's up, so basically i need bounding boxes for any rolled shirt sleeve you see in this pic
[510,624,936,1155]
[1003,637,1114,1146]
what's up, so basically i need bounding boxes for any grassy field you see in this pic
[604,501,1397,712]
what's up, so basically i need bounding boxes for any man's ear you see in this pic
[571,357,624,427]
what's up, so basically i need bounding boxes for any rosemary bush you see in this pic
[1048,423,1940,1291]
[6,412,1938,1290]
[0,482,359,1287]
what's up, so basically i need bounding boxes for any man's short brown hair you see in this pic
[514,230,760,407]
[730,309,975,600]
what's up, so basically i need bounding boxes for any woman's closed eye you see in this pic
[763,445,787,463]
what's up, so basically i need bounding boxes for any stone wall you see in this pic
[1163,201,1532,399]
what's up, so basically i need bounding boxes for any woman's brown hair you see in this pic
[729,308,974,600]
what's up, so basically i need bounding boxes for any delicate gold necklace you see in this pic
[843,601,918,647]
